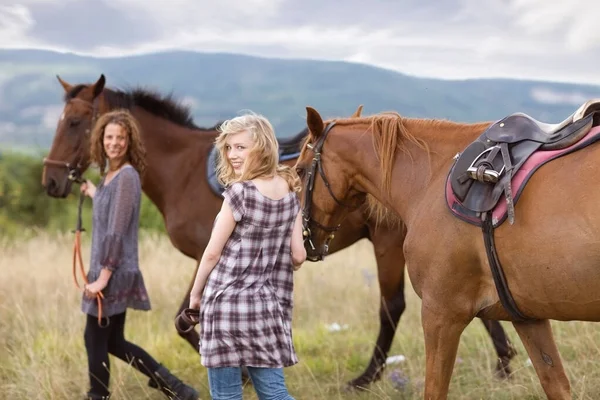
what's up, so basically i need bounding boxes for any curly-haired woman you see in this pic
[80,109,198,400]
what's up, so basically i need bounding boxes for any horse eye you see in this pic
[296,167,305,178]
[69,119,81,128]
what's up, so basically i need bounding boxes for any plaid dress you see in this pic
[199,180,300,368]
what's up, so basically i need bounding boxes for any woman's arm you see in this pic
[290,210,306,269]
[189,200,237,308]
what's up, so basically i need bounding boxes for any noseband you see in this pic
[42,158,85,184]
[302,122,353,259]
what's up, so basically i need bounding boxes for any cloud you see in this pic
[20,104,64,129]
[0,5,35,43]
[0,121,17,136]
[0,1,599,85]
[530,87,592,106]
[179,96,199,111]
[25,0,160,49]
[507,0,600,51]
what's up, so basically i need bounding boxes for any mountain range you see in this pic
[1,49,599,153]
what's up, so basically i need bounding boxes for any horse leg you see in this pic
[347,224,407,390]
[511,319,571,399]
[480,319,517,378]
[422,304,469,400]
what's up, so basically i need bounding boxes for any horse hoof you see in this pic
[494,358,513,380]
[344,378,372,392]
[343,382,367,393]
[345,367,384,391]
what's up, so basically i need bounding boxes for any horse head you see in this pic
[295,106,367,261]
[42,74,106,198]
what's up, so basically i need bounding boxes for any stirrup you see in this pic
[466,146,505,183]
[467,165,501,183]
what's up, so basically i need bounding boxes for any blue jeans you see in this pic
[207,366,294,400]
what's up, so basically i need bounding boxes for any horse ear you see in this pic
[306,106,324,137]
[56,75,73,93]
[351,105,363,118]
[92,74,106,99]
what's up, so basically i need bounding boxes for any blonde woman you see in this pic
[189,112,305,399]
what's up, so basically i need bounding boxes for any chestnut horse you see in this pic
[296,105,600,398]
[41,74,515,389]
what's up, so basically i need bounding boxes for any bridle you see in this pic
[301,121,354,260]
[42,97,100,186]
[43,96,108,327]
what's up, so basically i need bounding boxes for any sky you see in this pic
[1,0,600,85]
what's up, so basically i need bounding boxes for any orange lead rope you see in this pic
[72,189,108,327]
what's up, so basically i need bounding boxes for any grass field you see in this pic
[1,232,600,399]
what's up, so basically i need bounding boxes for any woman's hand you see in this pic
[81,180,97,198]
[189,290,202,310]
[84,279,107,299]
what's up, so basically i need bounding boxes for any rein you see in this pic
[71,178,108,328]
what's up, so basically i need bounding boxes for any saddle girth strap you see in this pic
[481,212,532,322]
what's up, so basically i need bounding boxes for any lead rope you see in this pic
[72,187,108,327]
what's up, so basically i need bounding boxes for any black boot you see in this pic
[148,364,199,400]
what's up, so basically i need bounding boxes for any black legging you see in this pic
[84,311,160,397]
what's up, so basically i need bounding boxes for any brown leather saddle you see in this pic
[449,99,600,226]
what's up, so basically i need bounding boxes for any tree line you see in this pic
[0,151,166,237]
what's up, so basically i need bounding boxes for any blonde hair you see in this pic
[215,112,301,192]
[90,109,147,179]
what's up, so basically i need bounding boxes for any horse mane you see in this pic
[365,194,405,230]
[65,84,219,131]
[326,112,430,197]
[326,112,489,227]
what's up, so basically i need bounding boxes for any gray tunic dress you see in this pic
[81,165,151,317]
[200,180,300,368]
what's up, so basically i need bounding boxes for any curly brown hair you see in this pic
[90,109,147,178]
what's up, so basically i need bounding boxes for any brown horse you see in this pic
[296,105,600,398]
[41,74,515,389]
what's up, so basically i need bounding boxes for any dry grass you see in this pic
[1,232,600,399]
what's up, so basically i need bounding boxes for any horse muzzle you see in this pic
[44,175,73,198]
[304,231,335,262]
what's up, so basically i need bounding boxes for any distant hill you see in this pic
[0,49,599,152]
